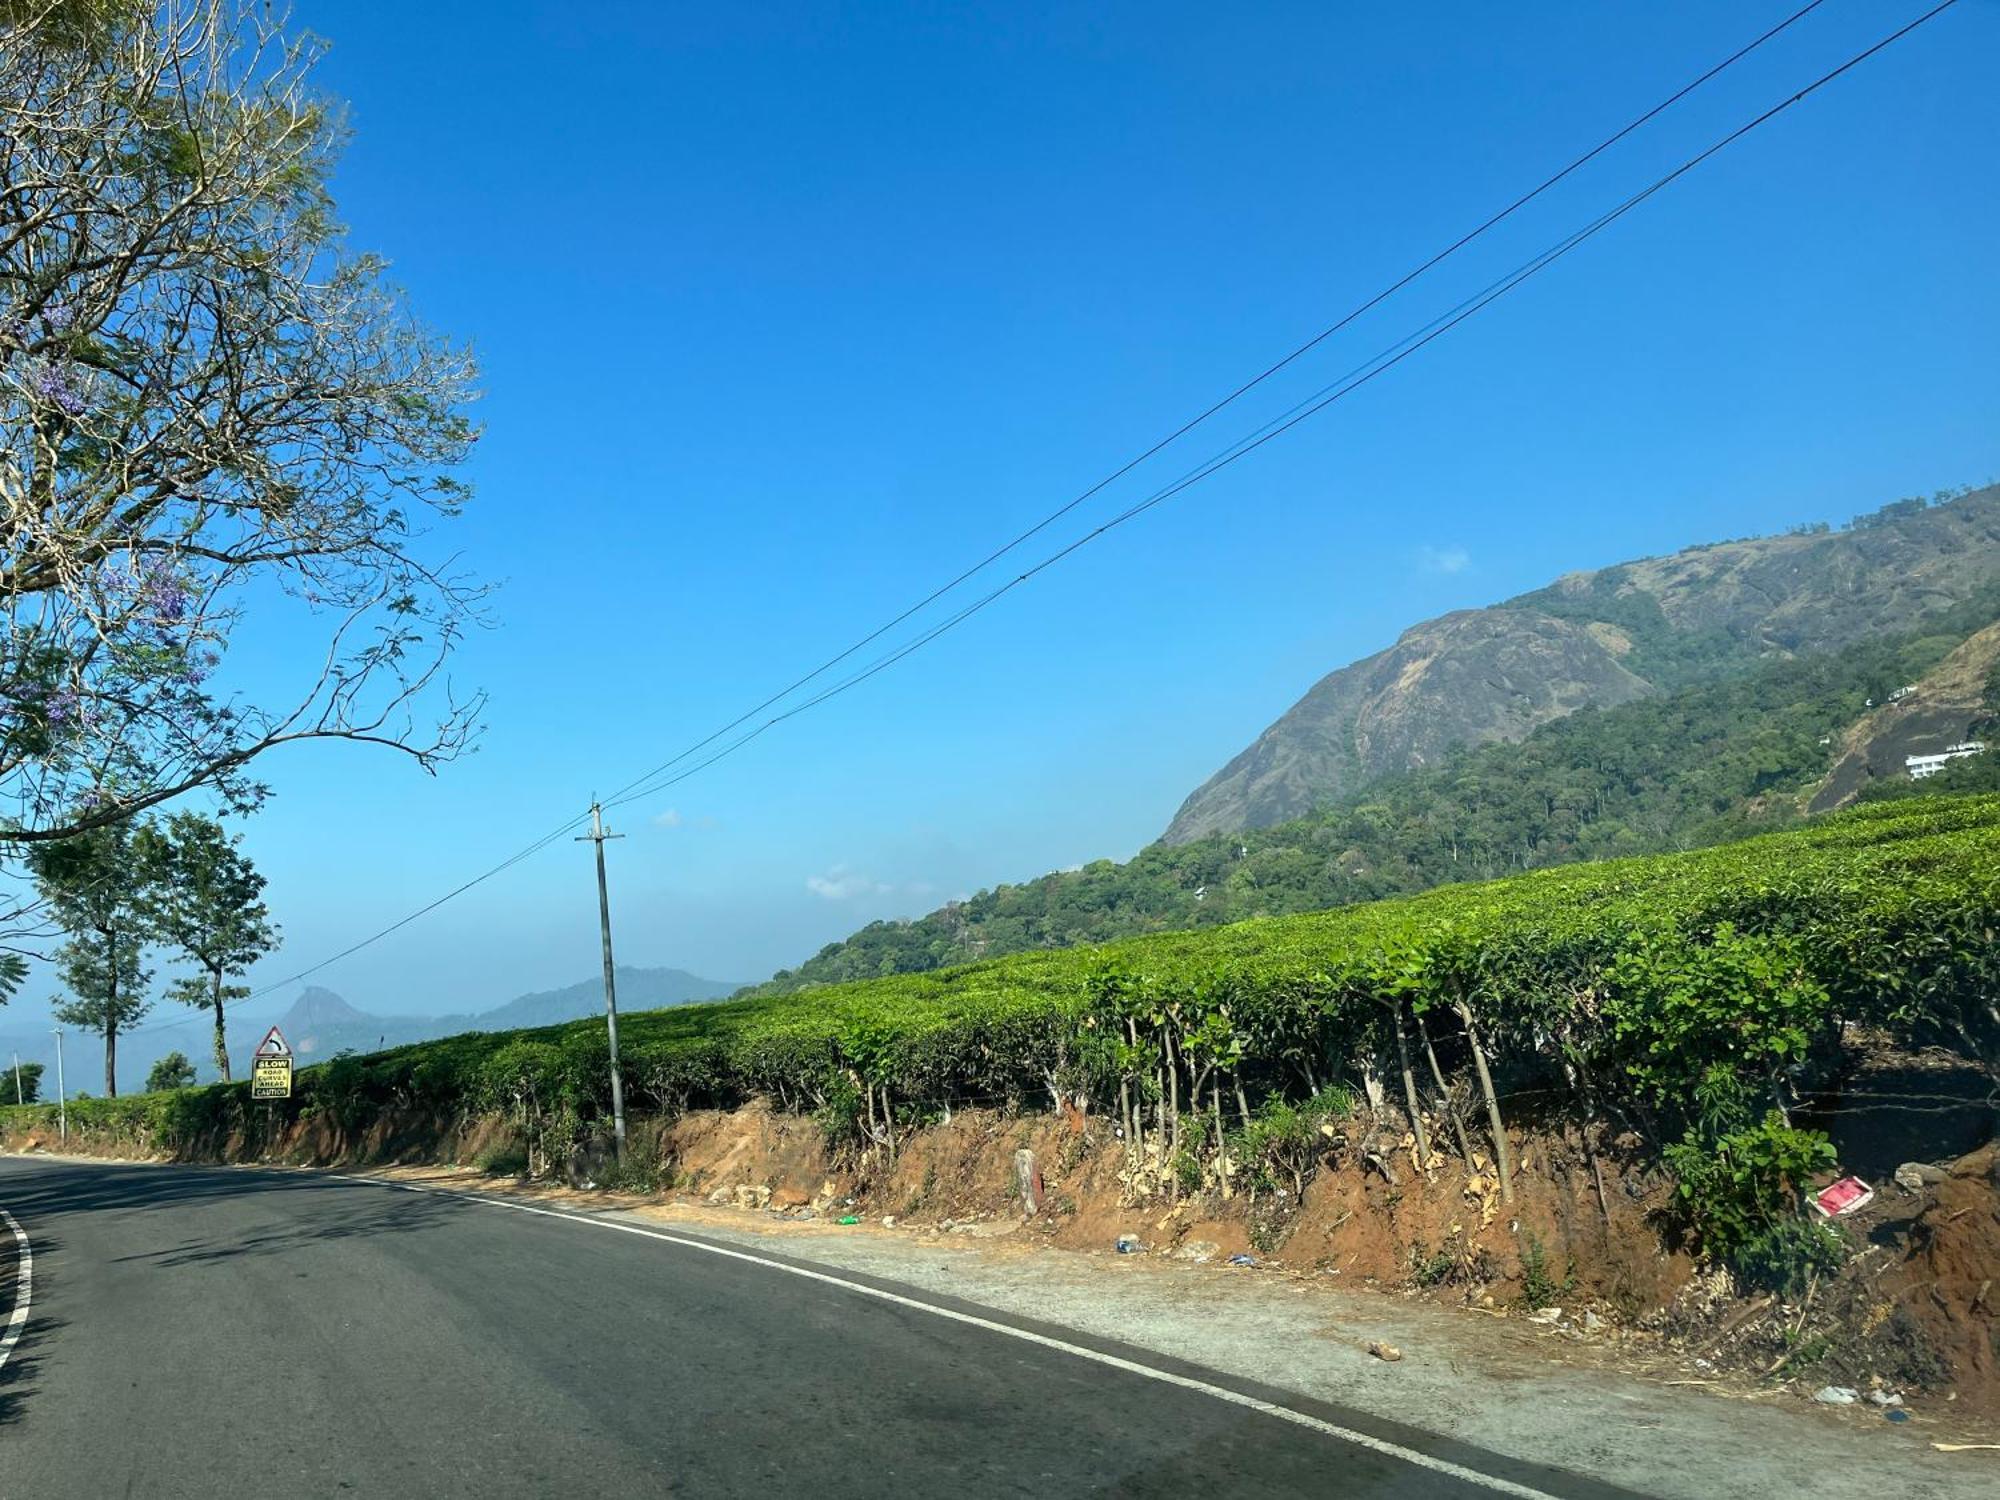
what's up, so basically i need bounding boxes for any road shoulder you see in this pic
[318,1160,1995,1500]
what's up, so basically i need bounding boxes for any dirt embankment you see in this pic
[8,1085,1995,1417]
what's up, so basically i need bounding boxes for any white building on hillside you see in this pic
[1906,742,1987,780]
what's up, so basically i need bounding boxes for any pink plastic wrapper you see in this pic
[1812,1176,1874,1218]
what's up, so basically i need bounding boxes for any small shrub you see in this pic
[1173,1148,1204,1194]
[475,1140,529,1177]
[598,1156,663,1194]
[1732,1217,1846,1296]
[1410,1241,1458,1288]
[1518,1233,1577,1308]
[813,1072,863,1154]
[1664,1112,1837,1278]
[1231,1086,1352,1197]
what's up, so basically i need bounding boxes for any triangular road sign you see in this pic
[254,1025,291,1059]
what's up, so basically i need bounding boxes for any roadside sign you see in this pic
[250,1054,292,1100]
[251,1025,293,1099]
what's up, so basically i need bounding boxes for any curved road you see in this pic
[0,1156,1641,1498]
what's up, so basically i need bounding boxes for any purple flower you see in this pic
[31,360,86,418]
[41,302,74,333]
[143,568,189,623]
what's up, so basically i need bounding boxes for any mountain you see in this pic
[256,967,745,1063]
[1162,484,2000,843]
[751,615,1998,995]
[749,485,2000,997]
[0,965,744,1097]
[438,966,739,1032]
[271,986,388,1053]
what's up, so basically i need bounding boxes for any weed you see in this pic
[598,1156,663,1193]
[1518,1233,1578,1308]
[475,1139,529,1177]
[1772,1330,1834,1374]
[1173,1148,1203,1194]
[813,1072,863,1155]
[1409,1241,1458,1288]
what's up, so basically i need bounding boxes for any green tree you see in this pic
[136,812,278,1082]
[6,1058,41,1104]
[145,1050,196,1092]
[32,815,153,1096]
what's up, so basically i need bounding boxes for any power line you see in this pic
[597,0,1832,809]
[80,812,592,1048]
[603,0,1960,813]
[173,0,1952,1001]
[235,810,591,1002]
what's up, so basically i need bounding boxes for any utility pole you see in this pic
[577,802,627,1161]
[51,1028,66,1143]
[10,1051,21,1107]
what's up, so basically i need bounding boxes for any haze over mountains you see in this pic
[0,965,740,1097]
[752,485,2000,995]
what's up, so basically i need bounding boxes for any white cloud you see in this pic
[651,808,720,831]
[1417,544,1471,576]
[806,864,890,901]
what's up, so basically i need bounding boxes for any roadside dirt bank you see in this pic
[6,1085,1995,1433]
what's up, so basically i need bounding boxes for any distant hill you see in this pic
[1163,484,2000,843]
[0,965,743,1096]
[437,967,740,1033]
[272,986,384,1053]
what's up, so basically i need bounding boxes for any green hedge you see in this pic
[10,795,1996,1271]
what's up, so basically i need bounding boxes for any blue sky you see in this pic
[19,0,2000,1026]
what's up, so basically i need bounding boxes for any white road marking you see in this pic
[0,1208,32,1375]
[331,1171,1569,1500]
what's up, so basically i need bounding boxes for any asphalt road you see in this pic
[0,1156,1645,1498]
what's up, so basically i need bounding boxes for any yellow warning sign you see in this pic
[251,1055,293,1100]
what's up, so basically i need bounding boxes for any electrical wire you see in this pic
[59,0,1954,1009]
[596,0,1834,809]
[603,0,1961,812]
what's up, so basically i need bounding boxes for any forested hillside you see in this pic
[1164,484,2000,842]
[752,592,2000,995]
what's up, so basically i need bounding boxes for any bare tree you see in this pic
[0,0,484,854]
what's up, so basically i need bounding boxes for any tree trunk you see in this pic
[1360,1056,1386,1125]
[211,965,232,1081]
[1421,1015,1475,1166]
[1124,1020,1146,1158]
[1392,1002,1432,1174]
[1212,1081,1230,1198]
[1234,1078,1252,1128]
[1454,1000,1513,1204]
[1561,1046,1613,1226]
[103,937,119,1097]
[1163,1029,1182,1153]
